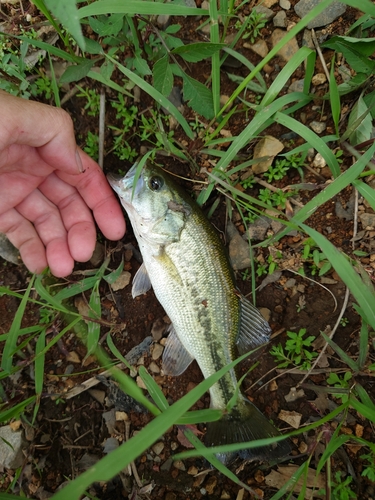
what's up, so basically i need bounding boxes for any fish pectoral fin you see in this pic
[132,263,152,298]
[162,325,195,376]
[236,294,272,354]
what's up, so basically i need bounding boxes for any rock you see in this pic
[229,232,251,270]
[312,72,327,86]
[152,343,164,360]
[288,79,305,93]
[270,29,299,62]
[245,216,270,241]
[294,0,346,29]
[103,437,119,453]
[273,11,287,28]
[312,152,326,168]
[253,5,275,20]
[201,0,209,8]
[302,29,314,49]
[280,0,291,9]
[148,361,160,374]
[0,425,27,469]
[0,233,20,265]
[360,213,375,229]
[151,318,166,341]
[259,307,271,322]
[90,241,105,267]
[310,121,326,134]
[220,95,232,110]
[261,0,278,6]
[152,441,165,455]
[252,135,284,174]
[173,460,186,471]
[66,351,80,364]
[111,271,131,291]
[157,14,170,29]
[244,39,269,58]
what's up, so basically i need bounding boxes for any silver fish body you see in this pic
[108,163,290,462]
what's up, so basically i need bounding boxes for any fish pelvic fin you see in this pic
[205,398,291,465]
[236,293,272,354]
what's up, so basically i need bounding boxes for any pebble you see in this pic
[188,465,199,475]
[288,79,305,93]
[136,376,147,389]
[294,0,346,29]
[173,460,186,471]
[310,121,326,134]
[252,135,284,174]
[228,231,251,270]
[312,152,326,168]
[244,39,269,58]
[302,29,314,49]
[0,426,27,469]
[148,361,160,374]
[161,457,174,471]
[151,318,166,341]
[220,94,232,110]
[103,437,119,453]
[360,213,375,229]
[270,29,299,62]
[157,14,170,29]
[111,271,131,291]
[259,307,271,322]
[152,441,165,455]
[245,215,270,241]
[253,5,275,20]
[312,72,327,85]
[0,233,20,265]
[279,0,291,9]
[152,343,164,360]
[273,11,287,28]
[205,476,217,494]
[262,0,278,6]
[66,351,80,364]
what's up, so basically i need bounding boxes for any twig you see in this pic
[125,420,143,488]
[311,29,330,82]
[98,88,106,169]
[60,85,80,106]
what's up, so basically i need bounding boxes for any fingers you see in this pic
[57,150,126,241]
[0,91,82,176]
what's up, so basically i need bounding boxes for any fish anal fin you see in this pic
[205,398,291,465]
[236,294,272,355]
[132,263,152,298]
[162,325,195,376]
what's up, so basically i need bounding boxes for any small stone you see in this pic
[188,465,199,475]
[269,380,278,392]
[136,376,147,390]
[271,29,299,62]
[295,0,346,29]
[201,0,209,8]
[355,424,364,438]
[279,0,291,9]
[66,351,80,364]
[302,29,314,49]
[157,14,170,29]
[103,437,119,453]
[229,232,251,270]
[312,72,327,86]
[90,242,105,267]
[220,95,232,110]
[360,213,375,229]
[220,492,231,500]
[273,11,287,28]
[115,411,129,422]
[245,216,270,241]
[253,5,275,20]
[254,469,265,483]
[152,441,165,455]
[310,121,326,134]
[244,39,269,58]
[161,457,174,471]
[89,389,106,404]
[259,307,271,323]
[252,135,284,174]
[299,441,308,453]
[152,343,164,360]
[148,361,160,374]
[205,476,217,494]
[284,386,305,403]
[0,233,20,265]
[111,271,131,291]
[288,79,305,93]
[261,0,278,6]
[151,319,166,341]
[312,152,326,168]
[173,460,186,471]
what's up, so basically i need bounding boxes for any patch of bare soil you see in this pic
[1,1,375,499]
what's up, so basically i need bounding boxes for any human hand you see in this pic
[0,91,126,277]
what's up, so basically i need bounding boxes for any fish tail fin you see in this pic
[205,398,291,464]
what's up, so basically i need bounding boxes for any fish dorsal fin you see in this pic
[162,325,195,376]
[132,263,152,298]
[236,294,272,354]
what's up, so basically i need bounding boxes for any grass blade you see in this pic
[320,331,359,371]
[138,366,169,412]
[329,55,340,136]
[78,1,206,18]
[32,328,46,424]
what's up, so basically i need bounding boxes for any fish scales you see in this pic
[108,162,291,464]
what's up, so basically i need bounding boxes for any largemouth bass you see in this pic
[108,163,290,463]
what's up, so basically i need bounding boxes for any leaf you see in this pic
[172,42,225,62]
[321,36,375,74]
[346,95,372,146]
[133,54,152,77]
[153,54,173,97]
[45,0,85,50]
[182,74,214,119]
[60,59,95,83]
[329,55,340,136]
[78,1,205,18]
[88,13,124,37]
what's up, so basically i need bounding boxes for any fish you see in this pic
[107,162,290,463]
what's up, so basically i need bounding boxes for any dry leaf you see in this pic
[278,409,302,428]
[265,465,325,499]
[284,386,305,403]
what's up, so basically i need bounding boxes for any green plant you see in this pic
[326,372,353,403]
[83,131,99,160]
[258,187,295,209]
[340,317,349,327]
[76,86,100,116]
[235,10,267,44]
[361,452,375,481]
[331,471,357,500]
[270,328,318,370]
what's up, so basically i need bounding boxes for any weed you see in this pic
[340,317,349,327]
[361,452,375,482]
[270,328,318,370]
[235,10,267,44]
[331,471,357,500]
[33,74,55,100]
[76,86,100,116]
[258,187,295,209]
[83,131,99,160]
[326,372,352,403]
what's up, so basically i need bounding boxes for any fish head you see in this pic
[107,163,191,245]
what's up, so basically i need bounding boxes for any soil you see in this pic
[0,1,375,499]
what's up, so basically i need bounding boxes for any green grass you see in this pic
[1,0,375,497]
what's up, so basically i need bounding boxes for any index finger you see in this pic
[57,149,126,241]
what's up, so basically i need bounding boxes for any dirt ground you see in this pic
[0,1,375,499]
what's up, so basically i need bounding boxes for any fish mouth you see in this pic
[107,163,139,192]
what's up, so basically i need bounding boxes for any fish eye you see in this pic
[148,175,164,191]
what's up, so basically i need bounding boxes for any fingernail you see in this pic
[76,148,85,173]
